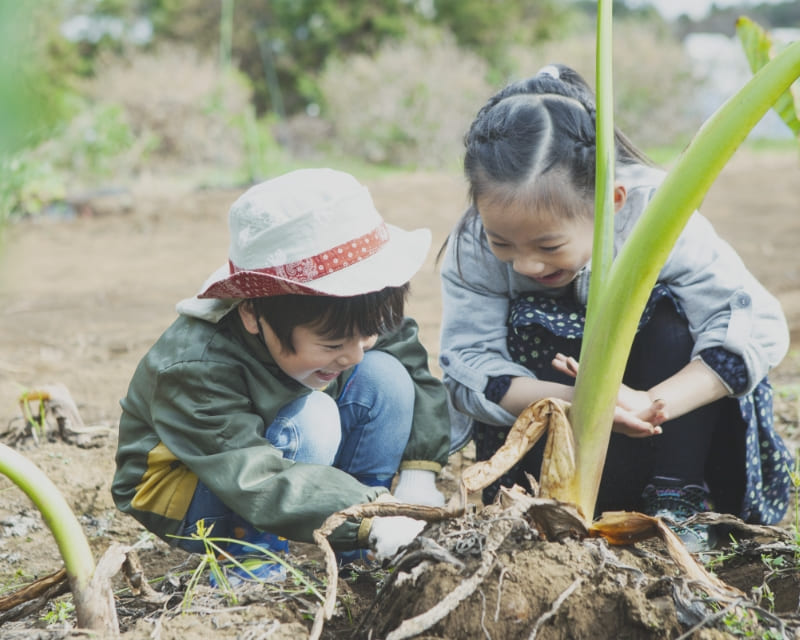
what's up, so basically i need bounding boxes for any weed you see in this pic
[41,599,75,626]
[787,449,800,557]
[752,578,776,613]
[720,607,784,639]
[704,534,742,571]
[170,519,325,609]
[0,568,36,597]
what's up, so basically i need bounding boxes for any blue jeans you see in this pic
[177,350,414,552]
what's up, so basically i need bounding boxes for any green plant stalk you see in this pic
[0,443,96,595]
[568,39,800,520]
[584,0,615,315]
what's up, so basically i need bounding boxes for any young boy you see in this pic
[111,168,450,584]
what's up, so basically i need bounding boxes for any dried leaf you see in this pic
[589,510,661,545]
[485,485,589,541]
[460,398,562,493]
[590,511,744,602]
[538,399,577,503]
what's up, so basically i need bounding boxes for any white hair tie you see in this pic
[537,64,560,79]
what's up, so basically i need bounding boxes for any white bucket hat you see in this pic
[177,168,431,322]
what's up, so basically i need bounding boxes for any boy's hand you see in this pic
[369,515,425,560]
[393,469,445,507]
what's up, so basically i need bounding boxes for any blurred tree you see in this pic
[145,0,424,114]
[427,0,578,78]
[135,0,586,116]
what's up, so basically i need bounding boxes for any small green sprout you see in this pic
[19,389,48,443]
[170,519,325,610]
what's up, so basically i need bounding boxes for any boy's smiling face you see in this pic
[239,303,378,388]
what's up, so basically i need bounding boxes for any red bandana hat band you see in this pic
[200,224,390,298]
[237,223,388,282]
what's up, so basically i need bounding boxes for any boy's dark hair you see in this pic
[250,283,409,353]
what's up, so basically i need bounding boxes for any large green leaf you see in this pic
[569,37,800,520]
[736,16,800,138]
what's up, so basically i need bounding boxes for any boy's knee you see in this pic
[298,391,342,458]
[268,391,341,463]
[361,351,414,401]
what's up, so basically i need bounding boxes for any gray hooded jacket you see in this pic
[439,163,789,450]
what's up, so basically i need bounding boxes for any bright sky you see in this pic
[627,0,788,21]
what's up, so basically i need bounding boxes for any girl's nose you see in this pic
[513,255,546,278]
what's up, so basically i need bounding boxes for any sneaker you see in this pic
[210,529,289,588]
[641,477,718,553]
[335,548,375,568]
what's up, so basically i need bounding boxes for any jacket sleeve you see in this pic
[438,228,541,427]
[373,317,451,470]
[151,360,386,547]
[660,212,789,395]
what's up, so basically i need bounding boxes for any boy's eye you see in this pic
[540,244,563,253]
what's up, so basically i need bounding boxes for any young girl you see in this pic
[113,168,449,585]
[439,64,793,550]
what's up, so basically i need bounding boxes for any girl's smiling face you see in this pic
[477,192,595,289]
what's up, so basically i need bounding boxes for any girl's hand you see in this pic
[612,401,665,438]
[551,352,580,379]
[551,353,666,438]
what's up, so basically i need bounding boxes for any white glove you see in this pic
[392,469,445,507]
[368,515,426,560]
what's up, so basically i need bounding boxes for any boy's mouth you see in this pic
[314,369,339,382]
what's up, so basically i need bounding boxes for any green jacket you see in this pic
[111,311,450,549]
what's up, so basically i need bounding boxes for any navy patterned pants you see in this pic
[474,287,792,524]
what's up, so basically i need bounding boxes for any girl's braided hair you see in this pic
[442,64,652,268]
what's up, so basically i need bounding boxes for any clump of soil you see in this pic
[353,497,798,640]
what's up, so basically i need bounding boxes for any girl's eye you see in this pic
[322,343,343,351]
[488,239,511,250]
[540,244,563,253]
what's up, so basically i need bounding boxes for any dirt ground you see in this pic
[1,149,800,638]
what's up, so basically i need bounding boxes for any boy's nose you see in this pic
[336,342,365,367]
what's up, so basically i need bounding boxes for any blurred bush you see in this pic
[86,44,286,184]
[318,28,491,169]
[1,43,283,221]
[86,45,255,171]
[511,19,704,149]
